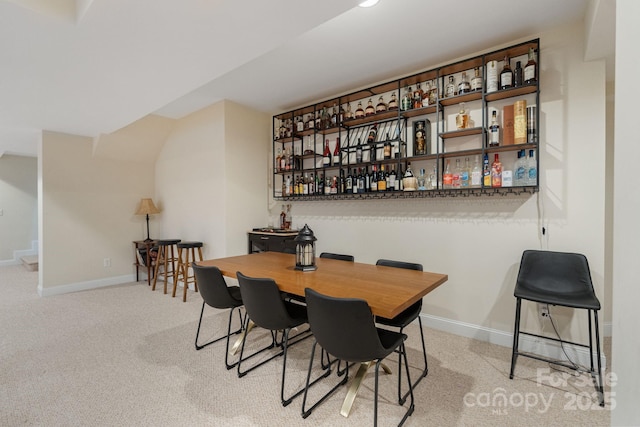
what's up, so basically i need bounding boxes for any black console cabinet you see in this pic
[247,231,298,254]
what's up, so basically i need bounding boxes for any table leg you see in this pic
[230,320,255,356]
[340,361,392,418]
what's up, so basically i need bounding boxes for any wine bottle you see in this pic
[370,165,378,192]
[322,139,331,167]
[378,165,387,191]
[333,137,341,166]
[356,138,363,163]
[389,166,397,191]
[500,55,513,90]
[346,169,353,193]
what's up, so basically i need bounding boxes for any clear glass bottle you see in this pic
[417,168,427,190]
[429,79,438,104]
[458,72,471,94]
[304,135,314,155]
[524,47,537,84]
[471,155,482,187]
[365,99,375,116]
[401,86,413,111]
[456,102,469,130]
[443,159,453,189]
[461,157,471,187]
[527,149,537,185]
[388,92,398,110]
[375,96,387,113]
[422,81,431,106]
[445,75,456,98]
[452,159,462,188]
[500,55,513,90]
[355,101,365,119]
[471,67,483,91]
[489,110,500,147]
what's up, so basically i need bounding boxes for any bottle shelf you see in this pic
[440,127,484,139]
[342,110,399,127]
[401,105,438,118]
[484,84,537,102]
[438,91,483,107]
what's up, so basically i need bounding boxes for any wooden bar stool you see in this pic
[151,239,181,294]
[174,241,203,302]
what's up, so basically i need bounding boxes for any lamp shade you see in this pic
[135,198,160,215]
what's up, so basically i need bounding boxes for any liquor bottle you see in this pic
[456,103,469,130]
[458,72,471,94]
[344,103,353,120]
[445,75,456,98]
[330,176,338,194]
[275,148,282,171]
[305,113,313,130]
[383,139,391,159]
[365,99,375,116]
[422,81,431,106]
[316,174,322,195]
[417,168,426,191]
[491,153,502,187]
[413,83,424,109]
[378,165,387,191]
[527,149,538,185]
[346,169,353,193]
[429,164,438,189]
[322,139,331,167]
[414,121,426,155]
[389,166,397,191]
[321,107,330,129]
[397,166,404,191]
[388,92,398,110]
[280,205,286,229]
[404,163,414,177]
[314,111,321,129]
[461,157,471,188]
[482,153,491,187]
[333,137,341,166]
[358,168,366,193]
[367,123,378,144]
[375,96,387,113]
[309,173,315,194]
[355,101,365,119]
[304,135,314,155]
[401,86,413,111]
[339,171,345,194]
[452,159,462,188]
[284,205,292,229]
[500,55,513,90]
[303,173,309,195]
[356,138,363,163]
[527,105,537,143]
[489,110,500,147]
[296,116,304,133]
[324,176,331,195]
[514,61,523,87]
[443,160,453,189]
[486,60,499,93]
[524,47,537,85]
[370,165,378,192]
[471,67,482,91]
[514,150,526,186]
[471,155,482,187]
[429,79,438,104]
[331,103,338,127]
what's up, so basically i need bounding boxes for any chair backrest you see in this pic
[516,250,600,309]
[304,288,390,363]
[319,252,355,262]
[192,264,242,309]
[375,258,423,271]
[236,271,300,330]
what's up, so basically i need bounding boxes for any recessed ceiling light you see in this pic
[359,0,379,7]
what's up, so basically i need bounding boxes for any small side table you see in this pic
[133,240,157,285]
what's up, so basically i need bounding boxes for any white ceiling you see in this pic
[0,0,614,156]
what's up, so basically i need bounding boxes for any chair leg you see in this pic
[509,298,522,379]
[301,341,349,419]
[396,317,429,405]
[194,302,243,352]
[592,310,605,407]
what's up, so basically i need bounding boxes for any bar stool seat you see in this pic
[152,239,181,294]
[174,241,204,302]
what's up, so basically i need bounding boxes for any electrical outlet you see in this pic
[538,303,549,317]
[103,258,111,268]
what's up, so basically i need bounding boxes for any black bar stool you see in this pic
[174,241,203,302]
[151,239,181,294]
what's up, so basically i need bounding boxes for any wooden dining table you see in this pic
[197,251,448,319]
[197,251,448,417]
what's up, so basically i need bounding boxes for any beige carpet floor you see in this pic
[0,265,611,426]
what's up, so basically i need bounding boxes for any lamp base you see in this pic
[295,265,317,272]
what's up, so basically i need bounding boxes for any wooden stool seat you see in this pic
[174,241,204,302]
[152,239,181,294]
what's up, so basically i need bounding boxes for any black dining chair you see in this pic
[192,263,244,370]
[509,250,604,406]
[375,259,427,404]
[319,252,355,262]
[301,288,414,427]
[236,271,313,406]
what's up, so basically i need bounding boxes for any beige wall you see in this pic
[0,154,37,261]
[155,100,269,259]
[39,131,156,294]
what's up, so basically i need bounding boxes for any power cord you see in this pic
[544,304,587,374]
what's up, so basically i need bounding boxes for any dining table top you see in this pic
[197,251,448,319]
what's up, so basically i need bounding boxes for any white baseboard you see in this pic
[0,241,38,266]
[421,313,607,370]
[38,274,135,297]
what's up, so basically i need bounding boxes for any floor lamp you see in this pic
[135,198,160,242]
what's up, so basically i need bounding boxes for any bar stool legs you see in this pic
[174,241,204,302]
[151,239,181,293]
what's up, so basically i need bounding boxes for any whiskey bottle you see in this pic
[429,80,438,104]
[280,205,286,229]
[527,149,538,185]
[514,61,523,87]
[378,165,387,191]
[355,101,365,119]
[499,55,513,90]
[413,83,424,109]
[356,138,363,163]
[456,102,469,130]
[331,103,338,127]
[388,92,398,110]
[322,139,331,167]
[445,76,456,98]
[275,148,282,172]
[375,96,387,113]
[470,67,482,91]
[524,48,537,85]
[344,103,353,120]
[365,99,375,116]
[458,72,471,94]
[383,139,391,159]
[486,60,499,93]
[401,86,413,111]
[333,137,341,166]
[491,153,503,187]
[489,110,500,147]
[367,123,378,144]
